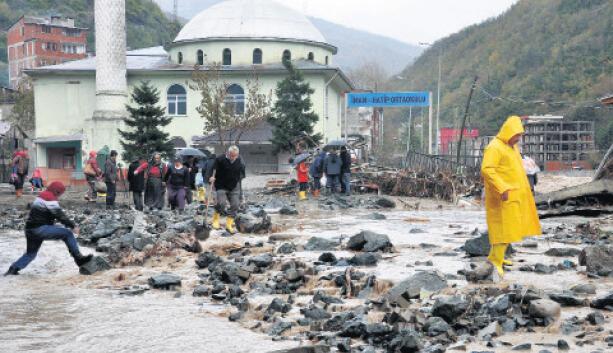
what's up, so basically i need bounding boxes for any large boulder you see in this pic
[528,299,561,320]
[195,252,221,269]
[148,273,182,289]
[236,208,272,233]
[590,291,613,309]
[386,271,448,307]
[346,230,393,252]
[375,197,396,208]
[90,218,121,241]
[544,247,582,257]
[463,231,513,257]
[579,245,613,276]
[431,296,469,323]
[387,330,422,353]
[79,256,111,275]
[348,253,380,266]
[305,237,338,251]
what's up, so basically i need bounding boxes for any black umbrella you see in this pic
[177,148,207,158]
[292,152,311,165]
[322,140,347,151]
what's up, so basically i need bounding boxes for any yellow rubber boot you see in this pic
[226,216,237,234]
[487,244,508,277]
[212,211,221,230]
[197,187,206,203]
[503,259,513,266]
[298,191,307,201]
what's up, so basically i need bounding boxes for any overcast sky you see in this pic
[281,0,519,44]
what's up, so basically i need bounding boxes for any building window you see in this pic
[177,52,183,64]
[282,50,291,63]
[325,56,329,65]
[308,52,314,61]
[225,84,245,115]
[64,28,81,37]
[223,48,232,66]
[197,50,204,65]
[168,84,187,115]
[253,48,262,64]
[41,25,51,33]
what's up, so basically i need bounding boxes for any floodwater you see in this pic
[0,231,295,353]
[1,200,611,353]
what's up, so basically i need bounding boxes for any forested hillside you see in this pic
[390,0,612,149]
[0,0,181,86]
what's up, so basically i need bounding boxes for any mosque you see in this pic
[26,0,353,183]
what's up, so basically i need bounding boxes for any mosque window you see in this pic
[282,50,291,63]
[253,48,262,64]
[223,48,232,66]
[197,50,204,65]
[178,52,183,64]
[325,56,329,65]
[308,52,314,61]
[225,84,245,115]
[168,84,187,115]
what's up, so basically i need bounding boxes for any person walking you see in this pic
[84,151,102,201]
[309,149,326,198]
[12,149,29,198]
[136,153,167,211]
[323,149,341,194]
[127,158,146,211]
[340,146,352,196]
[164,157,190,212]
[481,116,541,278]
[4,181,93,275]
[184,156,199,205]
[521,154,540,195]
[104,150,118,210]
[208,145,245,235]
[296,158,309,201]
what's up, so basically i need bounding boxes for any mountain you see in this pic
[390,0,612,149]
[0,0,181,86]
[153,0,422,75]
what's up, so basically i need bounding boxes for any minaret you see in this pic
[89,0,127,152]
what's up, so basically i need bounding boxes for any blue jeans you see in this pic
[11,225,81,270]
[342,173,351,195]
[32,178,43,189]
[326,175,340,193]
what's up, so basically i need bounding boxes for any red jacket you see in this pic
[136,162,167,178]
[86,157,102,175]
[297,162,309,183]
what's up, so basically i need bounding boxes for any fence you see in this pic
[403,151,481,180]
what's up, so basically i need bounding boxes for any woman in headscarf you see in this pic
[83,150,102,201]
[136,152,167,210]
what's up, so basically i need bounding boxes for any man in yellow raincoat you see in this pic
[481,116,541,277]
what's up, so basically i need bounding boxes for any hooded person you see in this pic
[323,149,341,194]
[5,181,93,275]
[309,149,326,197]
[481,116,541,278]
[83,150,102,201]
[12,149,29,198]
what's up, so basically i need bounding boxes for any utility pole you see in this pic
[428,91,433,154]
[435,49,442,155]
[406,107,412,153]
[456,76,479,165]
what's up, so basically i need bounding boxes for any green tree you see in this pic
[118,81,174,161]
[269,61,321,152]
[9,78,35,132]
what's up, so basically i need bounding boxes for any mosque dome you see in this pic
[174,0,333,50]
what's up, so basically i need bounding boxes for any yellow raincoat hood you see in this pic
[496,116,524,144]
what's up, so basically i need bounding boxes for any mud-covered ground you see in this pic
[0,180,611,353]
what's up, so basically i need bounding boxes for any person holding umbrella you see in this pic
[323,149,341,194]
[208,145,245,234]
[309,148,326,198]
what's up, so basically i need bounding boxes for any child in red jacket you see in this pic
[296,161,309,201]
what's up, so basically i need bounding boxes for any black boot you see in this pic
[4,266,19,276]
[74,254,93,267]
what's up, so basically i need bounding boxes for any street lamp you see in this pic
[419,42,442,155]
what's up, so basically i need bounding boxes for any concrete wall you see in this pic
[169,40,333,67]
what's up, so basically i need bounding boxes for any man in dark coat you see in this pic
[5,181,92,275]
[309,149,326,197]
[128,157,146,211]
[208,145,245,234]
[340,146,352,196]
[323,149,341,194]
[104,150,118,210]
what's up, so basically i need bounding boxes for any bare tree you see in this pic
[347,61,389,91]
[9,78,35,133]
[188,64,272,147]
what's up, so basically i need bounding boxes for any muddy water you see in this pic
[0,231,295,353]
